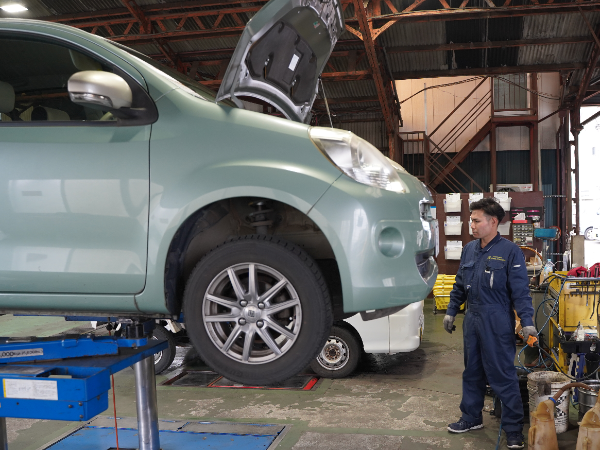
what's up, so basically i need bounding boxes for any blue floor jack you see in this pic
[0,319,167,450]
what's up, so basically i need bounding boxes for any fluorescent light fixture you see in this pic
[1,4,28,12]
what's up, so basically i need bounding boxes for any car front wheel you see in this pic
[183,235,332,385]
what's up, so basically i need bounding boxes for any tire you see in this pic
[310,324,361,378]
[183,235,332,385]
[151,325,177,374]
[585,226,595,240]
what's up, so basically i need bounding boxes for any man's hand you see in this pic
[443,315,456,334]
[522,325,537,341]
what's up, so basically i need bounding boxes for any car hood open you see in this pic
[216,0,344,124]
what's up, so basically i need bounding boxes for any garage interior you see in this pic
[2,0,600,448]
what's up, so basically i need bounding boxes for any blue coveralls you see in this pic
[447,233,534,433]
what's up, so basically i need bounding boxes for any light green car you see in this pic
[0,0,437,384]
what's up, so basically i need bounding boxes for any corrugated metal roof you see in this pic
[337,119,387,148]
[522,12,600,39]
[377,21,447,73]
[168,36,241,52]
[380,21,445,46]
[321,80,377,98]
[518,43,591,66]
[37,0,123,15]
[387,50,448,74]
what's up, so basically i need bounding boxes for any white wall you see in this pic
[396,73,561,153]
[537,72,561,150]
[397,77,491,153]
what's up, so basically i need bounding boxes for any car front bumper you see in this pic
[308,175,438,314]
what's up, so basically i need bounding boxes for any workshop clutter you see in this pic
[578,380,600,419]
[577,387,600,450]
[527,372,570,434]
[529,399,559,450]
[568,263,600,278]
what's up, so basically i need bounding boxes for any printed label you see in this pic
[288,54,300,71]
[3,379,58,400]
[0,348,43,359]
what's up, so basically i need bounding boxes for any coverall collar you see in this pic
[478,232,501,252]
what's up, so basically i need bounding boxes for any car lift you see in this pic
[0,320,167,450]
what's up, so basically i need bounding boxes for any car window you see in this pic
[0,37,117,123]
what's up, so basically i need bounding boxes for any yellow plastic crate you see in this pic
[434,295,465,312]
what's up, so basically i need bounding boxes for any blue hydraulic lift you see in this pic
[0,320,167,450]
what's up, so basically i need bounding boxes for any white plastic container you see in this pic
[527,372,570,434]
[444,221,462,235]
[468,193,483,205]
[493,193,511,212]
[498,197,511,211]
[498,222,511,235]
[445,245,463,260]
[444,194,462,213]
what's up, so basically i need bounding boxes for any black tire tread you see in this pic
[183,234,333,385]
[152,325,177,374]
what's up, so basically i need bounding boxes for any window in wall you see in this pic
[493,74,528,111]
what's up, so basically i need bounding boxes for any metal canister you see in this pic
[578,380,600,420]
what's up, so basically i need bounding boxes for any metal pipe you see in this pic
[0,417,8,450]
[134,355,160,450]
[574,130,580,235]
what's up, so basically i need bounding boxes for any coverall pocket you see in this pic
[483,259,507,290]
[460,261,475,284]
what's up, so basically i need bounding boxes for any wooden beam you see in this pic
[110,26,246,44]
[490,124,497,191]
[361,1,600,25]
[121,0,151,33]
[393,63,587,80]
[352,0,395,135]
[200,70,373,87]
[314,96,380,105]
[581,109,600,126]
[120,0,184,71]
[386,36,593,54]
[41,0,269,23]
[574,9,600,110]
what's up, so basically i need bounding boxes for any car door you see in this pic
[0,34,151,295]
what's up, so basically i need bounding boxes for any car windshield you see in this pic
[108,41,235,106]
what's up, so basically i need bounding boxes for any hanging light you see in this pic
[0,3,28,12]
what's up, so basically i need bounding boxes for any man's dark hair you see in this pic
[469,197,505,222]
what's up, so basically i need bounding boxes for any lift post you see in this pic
[0,324,167,450]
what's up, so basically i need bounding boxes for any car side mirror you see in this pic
[68,71,136,118]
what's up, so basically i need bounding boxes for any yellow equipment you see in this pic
[545,272,600,374]
[432,274,465,314]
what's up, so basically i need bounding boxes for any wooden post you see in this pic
[490,123,497,192]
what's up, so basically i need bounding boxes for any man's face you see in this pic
[470,209,497,241]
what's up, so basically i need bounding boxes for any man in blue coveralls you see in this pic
[443,198,536,449]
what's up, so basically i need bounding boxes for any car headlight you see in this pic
[309,127,406,193]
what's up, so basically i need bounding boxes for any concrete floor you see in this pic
[2,300,585,450]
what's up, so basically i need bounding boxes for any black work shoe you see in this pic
[447,418,484,433]
[506,431,525,449]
